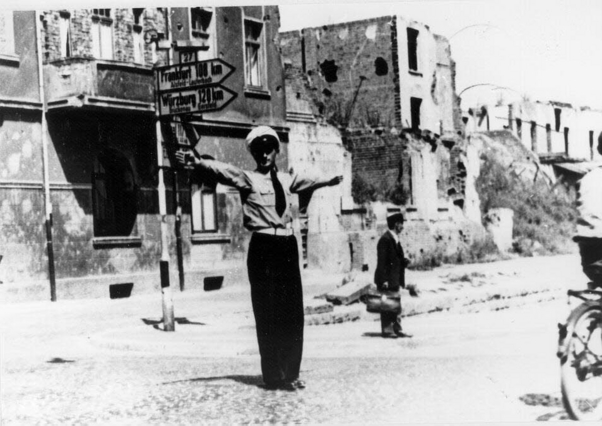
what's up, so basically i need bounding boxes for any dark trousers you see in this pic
[247,232,304,385]
[380,310,402,333]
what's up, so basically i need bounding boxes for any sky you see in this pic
[4,0,602,109]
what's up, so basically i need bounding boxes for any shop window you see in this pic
[410,97,422,130]
[91,8,113,60]
[93,149,138,237]
[191,7,215,61]
[244,17,264,88]
[59,11,71,58]
[132,8,144,63]
[407,27,419,72]
[191,183,217,232]
[0,11,15,56]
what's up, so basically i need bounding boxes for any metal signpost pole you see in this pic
[147,25,175,332]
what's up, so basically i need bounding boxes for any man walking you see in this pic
[176,126,342,390]
[374,212,412,338]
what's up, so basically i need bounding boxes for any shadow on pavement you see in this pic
[141,317,206,328]
[362,332,386,338]
[161,374,264,388]
[47,357,75,364]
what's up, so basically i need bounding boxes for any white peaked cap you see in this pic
[245,126,280,150]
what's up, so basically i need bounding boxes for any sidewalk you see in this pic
[82,253,580,357]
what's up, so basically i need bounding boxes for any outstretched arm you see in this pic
[290,171,343,193]
[175,149,251,191]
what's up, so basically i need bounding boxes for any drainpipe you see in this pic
[35,11,57,302]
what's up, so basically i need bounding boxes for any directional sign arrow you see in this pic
[156,58,235,93]
[158,84,237,117]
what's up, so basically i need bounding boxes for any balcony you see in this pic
[44,57,155,113]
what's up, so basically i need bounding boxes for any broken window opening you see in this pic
[374,57,388,76]
[407,27,419,72]
[554,108,561,132]
[319,59,338,83]
[410,97,422,131]
[530,121,537,153]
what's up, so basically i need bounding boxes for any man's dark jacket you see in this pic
[374,231,406,291]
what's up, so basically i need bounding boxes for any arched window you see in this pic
[93,149,138,237]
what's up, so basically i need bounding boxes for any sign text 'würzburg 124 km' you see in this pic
[155,58,236,117]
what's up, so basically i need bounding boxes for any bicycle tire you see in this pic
[560,301,602,420]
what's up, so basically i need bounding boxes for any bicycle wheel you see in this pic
[560,302,602,420]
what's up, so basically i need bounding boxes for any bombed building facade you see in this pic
[280,16,485,270]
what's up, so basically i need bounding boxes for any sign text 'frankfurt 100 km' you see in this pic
[156,58,234,92]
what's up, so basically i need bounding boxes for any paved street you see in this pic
[0,255,584,424]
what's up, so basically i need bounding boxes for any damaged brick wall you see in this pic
[280,17,399,129]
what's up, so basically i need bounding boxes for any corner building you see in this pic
[0,6,289,300]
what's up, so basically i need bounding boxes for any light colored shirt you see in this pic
[576,166,602,239]
[196,158,331,231]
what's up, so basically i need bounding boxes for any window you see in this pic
[191,183,217,232]
[91,8,113,60]
[190,7,215,61]
[590,130,594,160]
[546,123,552,152]
[407,27,419,72]
[59,11,71,58]
[132,8,144,63]
[554,108,561,132]
[244,18,264,87]
[531,121,538,152]
[0,11,15,56]
[93,149,138,237]
[410,97,422,130]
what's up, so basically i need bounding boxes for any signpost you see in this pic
[153,57,236,300]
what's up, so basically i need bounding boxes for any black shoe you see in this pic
[394,330,413,338]
[291,379,306,389]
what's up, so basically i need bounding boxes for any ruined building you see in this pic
[464,98,602,195]
[280,16,484,269]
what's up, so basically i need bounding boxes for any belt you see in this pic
[255,227,294,236]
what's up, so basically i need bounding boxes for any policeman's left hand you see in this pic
[328,175,343,186]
